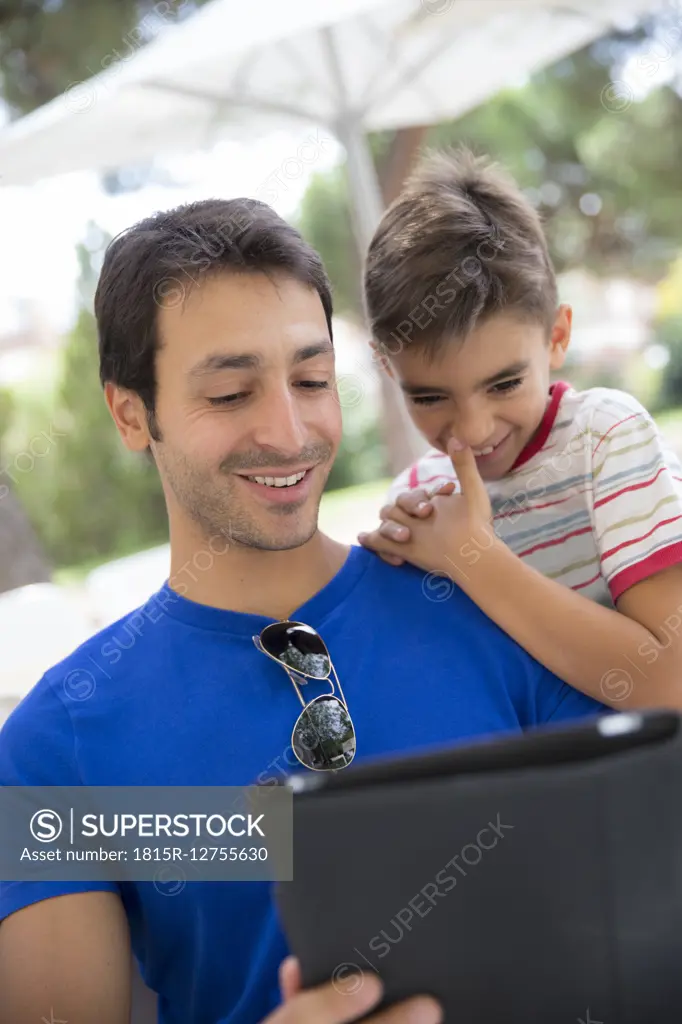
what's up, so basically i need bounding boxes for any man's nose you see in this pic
[252,385,307,455]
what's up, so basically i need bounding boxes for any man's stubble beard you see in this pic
[155,444,332,552]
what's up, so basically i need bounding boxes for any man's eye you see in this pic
[492,378,523,394]
[208,382,329,405]
[411,395,444,406]
[207,393,249,405]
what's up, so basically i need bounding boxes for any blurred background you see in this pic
[1,0,682,712]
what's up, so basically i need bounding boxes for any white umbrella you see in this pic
[0,0,662,468]
[0,0,660,244]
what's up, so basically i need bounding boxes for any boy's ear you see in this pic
[370,340,394,378]
[549,304,572,371]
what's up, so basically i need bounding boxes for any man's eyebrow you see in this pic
[400,382,449,396]
[292,340,334,364]
[189,353,258,377]
[399,359,530,396]
[188,340,333,378]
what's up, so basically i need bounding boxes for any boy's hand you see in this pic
[358,439,493,573]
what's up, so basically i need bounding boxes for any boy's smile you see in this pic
[386,307,572,482]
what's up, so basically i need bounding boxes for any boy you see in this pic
[358,147,682,711]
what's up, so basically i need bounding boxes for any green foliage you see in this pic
[652,316,682,412]
[0,387,15,446]
[0,0,209,116]
[428,44,682,280]
[657,255,682,319]
[296,164,362,320]
[325,416,385,493]
[298,24,682,305]
[10,241,168,567]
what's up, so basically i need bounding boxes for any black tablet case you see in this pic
[275,713,682,1023]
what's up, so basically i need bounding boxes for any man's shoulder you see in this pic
[30,586,177,703]
[351,545,503,630]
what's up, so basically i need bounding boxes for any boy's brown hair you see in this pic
[363,147,558,359]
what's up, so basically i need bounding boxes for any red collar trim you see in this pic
[510,380,571,472]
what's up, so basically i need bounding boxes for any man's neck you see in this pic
[167,525,350,621]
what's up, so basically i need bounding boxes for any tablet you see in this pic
[275,711,682,1023]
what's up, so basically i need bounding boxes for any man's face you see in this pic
[387,308,571,482]
[150,272,341,550]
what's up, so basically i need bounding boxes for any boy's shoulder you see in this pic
[565,386,669,461]
[565,384,651,424]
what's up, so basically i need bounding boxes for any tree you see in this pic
[0,388,52,594]
[0,0,208,116]
[652,316,682,411]
[6,234,168,570]
[41,239,167,566]
[428,21,682,280]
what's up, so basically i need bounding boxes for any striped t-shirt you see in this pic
[387,382,682,607]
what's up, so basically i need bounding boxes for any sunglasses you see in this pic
[253,621,356,772]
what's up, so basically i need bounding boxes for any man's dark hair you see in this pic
[95,197,333,438]
[364,147,558,360]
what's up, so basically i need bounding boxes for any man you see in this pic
[0,198,603,1024]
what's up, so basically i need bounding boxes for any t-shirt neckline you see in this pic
[155,543,371,636]
[510,380,571,472]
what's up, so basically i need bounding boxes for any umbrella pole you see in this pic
[334,116,384,253]
[335,115,426,474]
[321,25,424,473]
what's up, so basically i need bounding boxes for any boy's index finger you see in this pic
[447,439,484,495]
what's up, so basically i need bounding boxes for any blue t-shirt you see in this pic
[0,546,603,1023]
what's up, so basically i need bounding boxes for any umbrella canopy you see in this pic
[0,0,660,200]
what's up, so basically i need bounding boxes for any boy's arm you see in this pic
[439,534,682,710]
[360,426,682,711]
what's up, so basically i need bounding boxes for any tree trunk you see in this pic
[0,484,51,595]
[378,126,428,206]
[375,126,430,477]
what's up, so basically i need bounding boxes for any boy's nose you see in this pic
[453,412,496,451]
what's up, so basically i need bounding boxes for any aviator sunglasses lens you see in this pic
[260,622,331,679]
[292,694,356,771]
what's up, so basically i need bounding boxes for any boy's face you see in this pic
[386,307,571,482]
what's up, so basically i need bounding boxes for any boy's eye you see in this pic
[411,395,444,406]
[297,380,330,390]
[491,377,523,395]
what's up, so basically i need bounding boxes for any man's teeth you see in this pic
[246,471,307,488]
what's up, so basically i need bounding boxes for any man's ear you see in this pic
[370,340,394,378]
[104,382,153,453]
[549,304,572,371]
